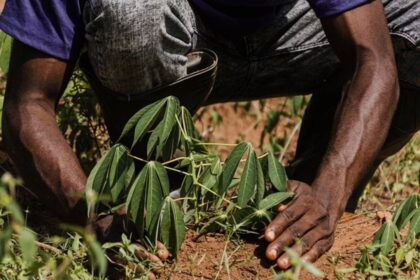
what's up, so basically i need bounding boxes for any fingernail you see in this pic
[278,258,288,269]
[266,230,275,241]
[269,249,278,259]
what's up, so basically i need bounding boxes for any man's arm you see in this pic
[264,0,398,267]
[3,40,87,223]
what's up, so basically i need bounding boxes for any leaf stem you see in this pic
[194,142,238,147]
[128,154,192,177]
[194,181,240,210]
[162,157,190,166]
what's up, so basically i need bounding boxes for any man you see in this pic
[0,0,419,272]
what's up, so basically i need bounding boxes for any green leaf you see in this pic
[367,269,391,277]
[258,192,294,210]
[407,208,420,240]
[108,145,130,202]
[0,228,11,261]
[118,99,163,142]
[200,158,222,191]
[19,228,37,265]
[255,155,265,205]
[160,197,185,256]
[395,247,405,266]
[6,200,25,225]
[237,149,257,207]
[161,125,180,161]
[86,236,107,276]
[392,194,420,229]
[404,249,415,265]
[132,99,166,148]
[181,107,199,139]
[145,162,166,233]
[147,121,164,159]
[155,96,179,156]
[379,221,398,255]
[86,146,116,196]
[180,172,193,197]
[126,167,148,237]
[125,160,136,192]
[301,259,325,278]
[267,151,287,192]
[154,162,170,197]
[0,33,12,74]
[220,142,249,194]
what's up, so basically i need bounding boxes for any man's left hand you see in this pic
[264,180,342,269]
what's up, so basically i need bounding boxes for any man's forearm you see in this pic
[3,41,87,224]
[4,100,87,222]
[312,57,399,215]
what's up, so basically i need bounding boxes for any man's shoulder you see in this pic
[0,0,85,61]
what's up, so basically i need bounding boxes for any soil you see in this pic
[196,98,300,163]
[169,213,381,279]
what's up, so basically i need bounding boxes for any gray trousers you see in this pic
[84,0,419,209]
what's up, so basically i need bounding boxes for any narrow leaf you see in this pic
[156,96,179,153]
[19,228,37,265]
[147,121,164,159]
[380,221,396,255]
[255,155,265,205]
[145,162,165,233]
[126,167,148,237]
[86,146,116,195]
[180,173,193,197]
[160,197,185,256]
[108,144,129,202]
[154,162,170,197]
[237,149,257,207]
[258,192,294,210]
[407,208,420,240]
[118,101,158,142]
[132,99,166,148]
[267,151,287,192]
[0,228,11,261]
[86,236,107,276]
[392,194,420,229]
[220,142,249,194]
[161,124,180,161]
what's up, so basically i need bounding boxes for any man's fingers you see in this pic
[276,236,333,269]
[265,213,322,261]
[276,203,289,212]
[265,227,296,260]
[286,180,302,192]
[265,203,307,242]
[156,241,170,261]
[302,237,334,263]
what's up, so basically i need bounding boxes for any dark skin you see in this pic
[3,0,398,270]
[264,0,399,268]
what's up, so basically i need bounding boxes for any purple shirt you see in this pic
[0,0,368,61]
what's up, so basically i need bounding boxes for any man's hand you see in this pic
[263,0,399,268]
[264,181,341,269]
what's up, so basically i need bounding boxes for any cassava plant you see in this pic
[86,96,294,256]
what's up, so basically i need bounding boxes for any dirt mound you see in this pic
[168,213,380,279]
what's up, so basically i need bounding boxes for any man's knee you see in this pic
[85,0,195,94]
